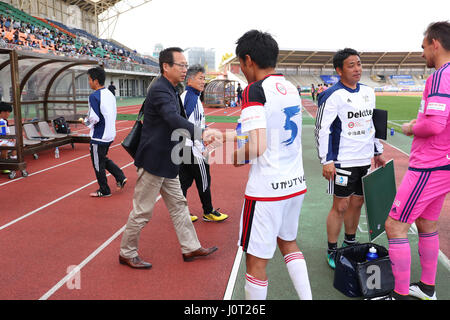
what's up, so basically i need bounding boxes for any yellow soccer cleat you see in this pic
[203,209,228,222]
[190,215,198,222]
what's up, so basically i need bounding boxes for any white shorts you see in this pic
[238,194,305,259]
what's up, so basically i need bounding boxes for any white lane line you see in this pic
[39,195,162,300]
[382,140,450,273]
[0,162,135,232]
[0,126,133,187]
[39,108,236,300]
[39,225,127,300]
[223,247,243,300]
[39,195,161,300]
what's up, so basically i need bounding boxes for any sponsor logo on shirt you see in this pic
[347,109,373,119]
[276,82,287,95]
[271,175,305,190]
[427,102,446,112]
[418,100,425,113]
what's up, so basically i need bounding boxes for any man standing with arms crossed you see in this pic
[315,48,386,269]
[220,30,312,300]
[375,21,450,300]
[119,48,219,269]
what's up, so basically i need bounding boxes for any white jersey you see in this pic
[87,88,117,144]
[314,82,383,167]
[180,89,206,158]
[240,74,307,200]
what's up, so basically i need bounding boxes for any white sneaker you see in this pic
[409,282,437,300]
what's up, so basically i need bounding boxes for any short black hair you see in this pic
[333,48,360,70]
[0,101,12,113]
[87,67,106,86]
[159,47,184,74]
[424,21,450,51]
[235,30,279,69]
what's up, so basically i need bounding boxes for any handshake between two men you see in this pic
[201,127,267,167]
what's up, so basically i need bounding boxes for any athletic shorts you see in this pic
[389,167,450,224]
[327,165,371,197]
[238,194,305,259]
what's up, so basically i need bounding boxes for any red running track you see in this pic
[0,104,249,300]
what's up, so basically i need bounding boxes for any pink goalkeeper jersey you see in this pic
[409,62,450,169]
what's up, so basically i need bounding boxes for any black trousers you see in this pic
[90,142,126,195]
[179,152,213,215]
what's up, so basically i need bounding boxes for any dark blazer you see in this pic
[134,76,203,178]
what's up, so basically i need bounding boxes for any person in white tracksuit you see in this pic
[314,48,386,269]
[179,65,228,223]
[85,67,127,197]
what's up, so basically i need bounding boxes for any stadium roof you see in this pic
[62,0,122,15]
[225,49,427,69]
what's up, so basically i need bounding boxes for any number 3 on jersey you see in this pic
[282,105,301,146]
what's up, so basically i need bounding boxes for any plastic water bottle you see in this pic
[236,120,249,164]
[366,246,379,261]
[55,147,60,159]
[390,128,395,136]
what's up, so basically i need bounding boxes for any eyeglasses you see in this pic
[173,62,189,69]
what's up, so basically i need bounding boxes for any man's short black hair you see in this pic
[424,21,450,51]
[0,101,12,113]
[235,30,279,69]
[87,66,106,86]
[333,48,360,70]
[159,47,184,74]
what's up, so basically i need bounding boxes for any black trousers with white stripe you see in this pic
[90,142,126,195]
[179,150,213,215]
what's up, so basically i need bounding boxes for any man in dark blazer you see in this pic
[119,47,219,269]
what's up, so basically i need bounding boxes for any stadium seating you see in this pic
[0,0,157,68]
[23,123,54,141]
[37,121,68,139]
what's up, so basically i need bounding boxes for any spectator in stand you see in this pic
[4,18,11,31]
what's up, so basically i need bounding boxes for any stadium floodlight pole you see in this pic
[97,0,153,39]
[95,2,98,38]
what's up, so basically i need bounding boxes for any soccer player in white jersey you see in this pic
[314,48,386,269]
[220,30,312,300]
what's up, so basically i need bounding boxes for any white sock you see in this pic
[284,252,312,300]
[244,273,268,300]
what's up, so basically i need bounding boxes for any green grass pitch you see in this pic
[375,95,421,131]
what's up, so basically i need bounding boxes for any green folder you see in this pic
[362,160,396,242]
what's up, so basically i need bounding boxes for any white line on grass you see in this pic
[223,247,243,300]
[38,196,161,300]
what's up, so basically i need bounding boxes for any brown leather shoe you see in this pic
[119,255,152,269]
[182,246,218,262]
